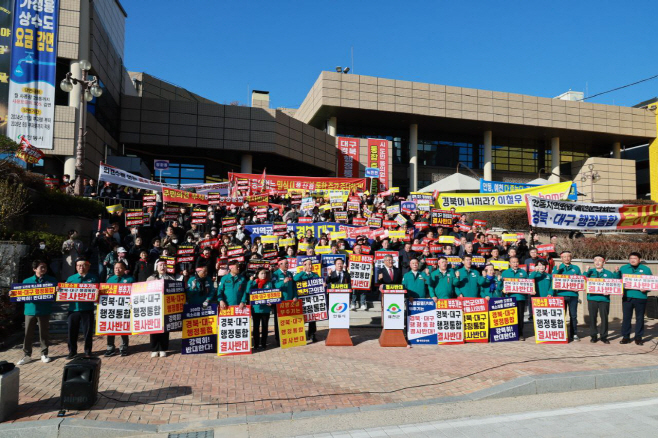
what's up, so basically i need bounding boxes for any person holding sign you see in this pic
[104,262,134,357]
[294,259,321,343]
[246,268,274,350]
[501,257,531,341]
[187,266,216,307]
[147,259,176,357]
[584,255,617,344]
[529,259,553,297]
[554,251,582,342]
[478,264,501,299]
[217,261,247,309]
[17,260,56,365]
[402,259,429,302]
[64,257,99,359]
[429,257,456,301]
[272,258,298,347]
[454,255,481,298]
[618,252,653,346]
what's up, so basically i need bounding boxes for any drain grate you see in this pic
[168,430,214,438]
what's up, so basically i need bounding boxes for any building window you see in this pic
[159,163,205,186]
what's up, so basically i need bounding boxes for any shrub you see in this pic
[554,236,658,261]
[0,230,66,259]
[28,189,105,218]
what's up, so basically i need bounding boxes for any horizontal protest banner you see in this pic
[586,278,623,295]
[622,274,658,291]
[526,196,658,230]
[436,181,572,213]
[162,187,208,205]
[9,283,56,303]
[249,289,282,305]
[229,172,367,193]
[480,179,578,201]
[56,283,99,302]
[503,278,535,295]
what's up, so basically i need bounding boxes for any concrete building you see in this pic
[26,1,658,200]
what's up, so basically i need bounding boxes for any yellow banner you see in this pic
[436,181,573,213]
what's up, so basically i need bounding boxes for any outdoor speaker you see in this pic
[60,357,101,410]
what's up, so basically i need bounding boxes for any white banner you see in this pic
[526,195,658,230]
[328,292,350,329]
[622,275,658,291]
[99,163,231,193]
[382,293,405,330]
[586,278,623,295]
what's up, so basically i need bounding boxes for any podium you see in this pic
[379,285,408,347]
[325,285,353,346]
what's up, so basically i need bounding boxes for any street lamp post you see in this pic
[59,59,103,196]
[580,164,600,202]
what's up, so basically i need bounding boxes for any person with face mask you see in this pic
[104,261,134,357]
[17,260,56,365]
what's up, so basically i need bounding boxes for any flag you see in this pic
[259,168,267,192]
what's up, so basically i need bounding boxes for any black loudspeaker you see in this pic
[60,357,101,410]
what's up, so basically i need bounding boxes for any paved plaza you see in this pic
[3,321,658,426]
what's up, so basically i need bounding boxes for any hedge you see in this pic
[28,189,105,218]
[0,230,67,259]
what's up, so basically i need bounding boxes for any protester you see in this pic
[147,259,174,357]
[584,255,616,344]
[554,251,582,342]
[246,268,274,350]
[618,252,653,345]
[104,261,134,357]
[64,257,99,359]
[61,230,85,280]
[17,260,56,365]
[501,256,531,341]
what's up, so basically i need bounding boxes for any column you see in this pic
[550,137,560,183]
[483,131,492,181]
[241,154,253,173]
[63,156,76,179]
[327,117,337,137]
[409,123,418,192]
[612,141,621,159]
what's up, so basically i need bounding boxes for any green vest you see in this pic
[529,271,553,297]
[246,280,275,314]
[272,269,298,300]
[65,272,100,312]
[21,274,57,316]
[454,267,481,298]
[186,275,216,305]
[554,263,582,297]
[584,268,618,302]
[500,268,529,301]
[216,274,246,306]
[402,271,430,299]
[429,269,455,299]
[619,264,653,300]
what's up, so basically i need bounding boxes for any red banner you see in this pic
[337,137,360,178]
[15,136,44,164]
[367,138,389,191]
[230,172,367,193]
[162,187,208,205]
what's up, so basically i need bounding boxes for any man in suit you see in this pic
[328,258,356,309]
[378,254,401,286]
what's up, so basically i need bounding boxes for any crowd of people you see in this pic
[15,183,655,366]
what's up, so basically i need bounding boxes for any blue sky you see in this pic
[124,1,658,109]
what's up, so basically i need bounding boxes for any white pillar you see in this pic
[241,154,253,173]
[327,117,337,136]
[64,156,76,179]
[409,123,418,192]
[550,137,560,183]
[483,130,492,181]
[613,141,621,159]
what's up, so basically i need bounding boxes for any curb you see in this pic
[2,364,658,436]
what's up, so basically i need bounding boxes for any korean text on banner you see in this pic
[277,300,307,348]
[348,254,373,290]
[230,172,367,193]
[367,138,389,191]
[130,281,164,335]
[488,297,519,342]
[218,306,252,356]
[461,297,489,343]
[481,179,578,201]
[526,195,658,230]
[9,282,55,303]
[586,278,623,295]
[249,288,282,306]
[15,137,44,164]
[552,274,586,291]
[436,181,573,213]
[164,280,185,332]
[622,275,658,291]
[532,297,568,344]
[56,283,99,302]
[96,283,131,335]
[503,278,535,295]
[162,187,208,205]
[337,137,360,178]
[8,0,59,149]
[436,299,464,344]
[408,299,437,344]
[182,303,217,354]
